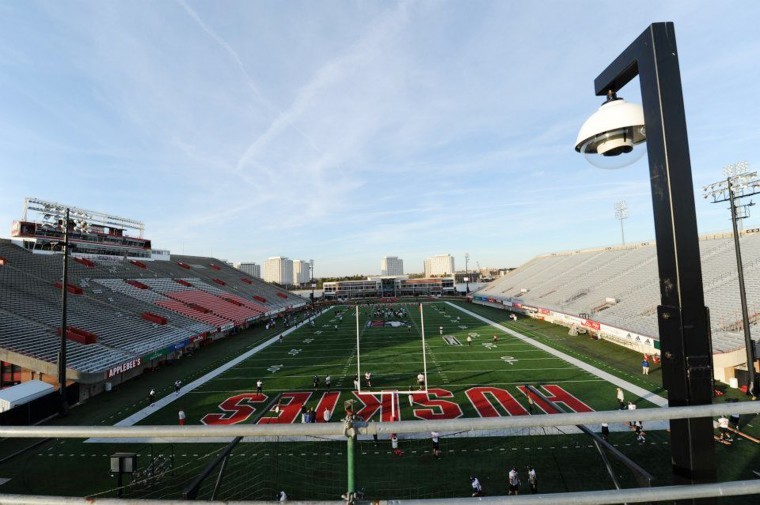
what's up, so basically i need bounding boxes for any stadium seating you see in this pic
[0,240,306,382]
[476,231,760,353]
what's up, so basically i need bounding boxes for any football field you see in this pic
[3,301,755,502]
[134,301,665,430]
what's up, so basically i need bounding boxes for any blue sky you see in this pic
[1,1,759,277]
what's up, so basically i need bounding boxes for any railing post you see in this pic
[344,415,357,503]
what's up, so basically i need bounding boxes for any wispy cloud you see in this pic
[2,1,760,275]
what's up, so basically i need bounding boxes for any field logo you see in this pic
[466,385,594,417]
[352,392,399,422]
[201,393,268,425]
[516,385,594,414]
[411,388,463,420]
[260,391,343,424]
[202,386,593,425]
[443,336,462,346]
[466,387,528,417]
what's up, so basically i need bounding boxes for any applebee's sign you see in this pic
[106,358,142,378]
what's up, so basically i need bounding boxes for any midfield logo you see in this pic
[201,385,593,425]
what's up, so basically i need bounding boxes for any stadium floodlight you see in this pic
[464,252,470,294]
[575,91,646,169]
[576,23,715,495]
[57,208,71,415]
[703,161,760,398]
[614,201,629,245]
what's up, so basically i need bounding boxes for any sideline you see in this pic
[448,302,668,408]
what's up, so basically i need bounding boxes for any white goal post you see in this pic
[354,303,430,398]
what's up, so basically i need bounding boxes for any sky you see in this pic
[1,1,759,277]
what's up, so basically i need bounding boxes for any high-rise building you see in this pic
[293,260,312,285]
[424,254,455,277]
[381,256,404,276]
[263,257,293,285]
[235,262,261,278]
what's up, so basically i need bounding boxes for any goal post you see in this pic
[355,303,430,398]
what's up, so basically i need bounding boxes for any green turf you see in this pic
[0,301,758,502]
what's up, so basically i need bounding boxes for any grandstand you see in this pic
[0,198,307,404]
[473,229,760,384]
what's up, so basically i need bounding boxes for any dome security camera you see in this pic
[576,92,647,169]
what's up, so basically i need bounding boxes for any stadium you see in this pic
[0,189,758,504]
[2,6,760,505]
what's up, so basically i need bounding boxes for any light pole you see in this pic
[703,161,760,398]
[58,208,70,415]
[576,23,715,495]
[464,252,470,295]
[309,259,316,306]
[614,200,629,245]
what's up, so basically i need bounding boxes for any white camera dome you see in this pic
[576,95,646,169]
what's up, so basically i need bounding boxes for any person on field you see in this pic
[178,409,186,426]
[431,431,441,459]
[642,358,650,375]
[466,335,472,346]
[325,375,331,391]
[417,372,425,389]
[527,466,538,494]
[470,476,484,497]
[174,380,182,395]
[508,467,520,495]
[149,388,156,405]
[717,415,731,441]
[601,422,610,440]
[616,387,624,409]
[256,379,263,397]
[634,421,646,444]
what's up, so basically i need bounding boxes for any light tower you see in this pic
[703,161,760,398]
[464,252,470,294]
[614,201,629,245]
[309,259,316,305]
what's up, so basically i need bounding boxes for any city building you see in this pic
[381,256,404,276]
[323,275,455,299]
[263,256,293,285]
[293,260,311,286]
[235,262,261,278]
[424,254,455,277]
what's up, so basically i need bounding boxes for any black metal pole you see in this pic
[593,23,715,499]
[727,178,756,397]
[465,254,469,294]
[58,208,70,415]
